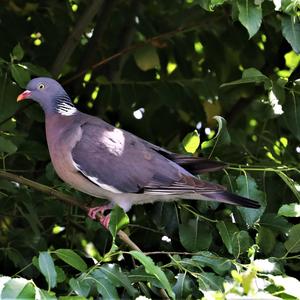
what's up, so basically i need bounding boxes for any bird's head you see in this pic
[17,77,76,115]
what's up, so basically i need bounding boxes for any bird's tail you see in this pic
[202,191,260,209]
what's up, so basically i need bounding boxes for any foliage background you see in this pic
[0,0,300,299]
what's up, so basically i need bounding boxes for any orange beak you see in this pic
[17,90,32,102]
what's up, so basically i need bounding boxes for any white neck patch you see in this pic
[57,102,77,116]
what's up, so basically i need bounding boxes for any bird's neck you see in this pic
[55,93,77,116]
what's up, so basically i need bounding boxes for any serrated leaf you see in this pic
[278,203,300,217]
[128,266,162,286]
[236,175,265,226]
[69,277,91,297]
[232,230,252,258]
[38,252,57,289]
[109,205,129,238]
[179,218,212,251]
[55,249,87,272]
[134,46,160,71]
[172,273,194,299]
[182,130,200,153]
[282,15,300,54]
[237,0,262,38]
[92,264,138,297]
[12,43,24,61]
[86,276,119,300]
[198,272,224,292]
[216,221,239,254]
[260,213,291,234]
[10,64,30,88]
[130,250,175,299]
[192,252,232,275]
[0,136,17,154]
[284,223,300,253]
[256,226,276,255]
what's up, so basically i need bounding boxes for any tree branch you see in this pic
[51,0,105,77]
[0,170,140,251]
[62,21,207,85]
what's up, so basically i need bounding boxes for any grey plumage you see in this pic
[17,77,260,213]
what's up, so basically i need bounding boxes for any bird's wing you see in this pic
[144,141,227,174]
[70,119,225,195]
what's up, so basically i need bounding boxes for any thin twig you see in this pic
[0,170,140,251]
[51,0,105,77]
[62,22,206,85]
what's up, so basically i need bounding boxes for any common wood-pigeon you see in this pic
[17,77,260,227]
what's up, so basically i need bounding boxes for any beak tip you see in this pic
[17,90,31,102]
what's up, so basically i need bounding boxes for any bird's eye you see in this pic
[38,83,45,90]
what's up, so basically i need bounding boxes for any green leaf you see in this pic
[198,272,224,292]
[277,171,300,201]
[38,252,57,289]
[216,221,239,254]
[55,249,87,272]
[284,223,300,253]
[172,273,194,299]
[201,116,231,150]
[1,278,31,299]
[236,174,265,226]
[0,136,17,154]
[128,266,162,286]
[21,62,51,76]
[109,205,129,238]
[10,64,31,88]
[269,275,300,298]
[182,130,200,153]
[192,252,232,275]
[134,45,160,71]
[92,264,138,297]
[86,276,119,300]
[232,230,252,258]
[278,203,300,217]
[282,15,300,54]
[12,43,24,61]
[256,226,276,255]
[260,213,291,234]
[179,218,212,251]
[237,0,262,38]
[34,287,56,300]
[221,68,271,89]
[130,250,175,299]
[69,277,91,297]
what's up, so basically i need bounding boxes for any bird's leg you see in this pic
[88,204,112,228]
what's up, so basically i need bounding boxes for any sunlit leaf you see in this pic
[278,203,300,217]
[130,251,175,299]
[182,130,200,153]
[109,205,129,238]
[38,252,57,289]
[55,249,87,272]
[236,175,265,226]
[134,46,160,71]
[282,15,300,54]
[237,0,262,38]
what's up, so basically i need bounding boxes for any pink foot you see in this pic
[88,205,112,229]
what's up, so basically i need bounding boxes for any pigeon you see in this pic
[17,77,260,227]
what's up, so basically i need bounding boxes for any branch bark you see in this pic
[51,0,105,77]
[0,170,140,251]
